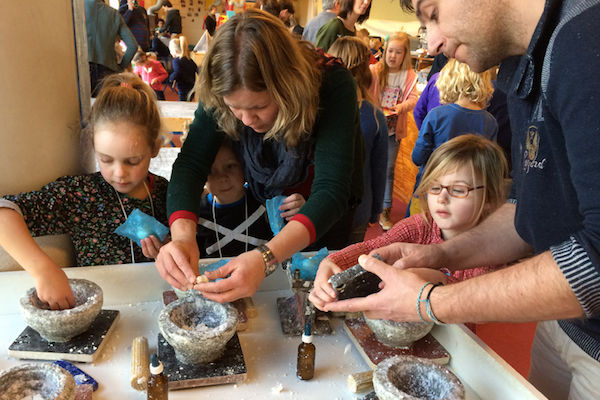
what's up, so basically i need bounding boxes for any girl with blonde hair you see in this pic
[169,36,198,101]
[369,31,419,230]
[156,10,364,303]
[409,58,497,215]
[328,36,387,243]
[310,134,510,310]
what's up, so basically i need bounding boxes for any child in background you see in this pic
[409,59,497,215]
[168,36,198,101]
[197,138,306,258]
[309,134,509,310]
[133,50,169,100]
[369,32,418,231]
[369,36,383,61]
[328,37,388,243]
[0,73,168,310]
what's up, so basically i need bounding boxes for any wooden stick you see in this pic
[347,370,373,393]
[130,336,150,391]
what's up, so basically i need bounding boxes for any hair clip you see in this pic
[120,82,131,88]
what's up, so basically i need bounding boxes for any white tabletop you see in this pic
[0,263,546,399]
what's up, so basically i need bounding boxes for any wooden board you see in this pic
[162,291,254,331]
[158,333,246,390]
[344,317,450,369]
[8,310,120,363]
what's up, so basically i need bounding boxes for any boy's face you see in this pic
[206,146,246,205]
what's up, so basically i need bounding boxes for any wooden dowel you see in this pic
[347,370,373,393]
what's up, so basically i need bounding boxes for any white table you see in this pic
[0,263,546,399]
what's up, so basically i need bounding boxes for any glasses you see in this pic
[428,184,484,199]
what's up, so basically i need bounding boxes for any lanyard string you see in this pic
[113,180,154,263]
[211,193,248,258]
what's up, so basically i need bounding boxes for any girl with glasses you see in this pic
[310,134,509,311]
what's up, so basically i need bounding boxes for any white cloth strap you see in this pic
[199,205,267,255]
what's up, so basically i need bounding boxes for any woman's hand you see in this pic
[193,250,265,302]
[279,193,306,221]
[308,258,343,311]
[33,264,75,310]
[155,238,199,291]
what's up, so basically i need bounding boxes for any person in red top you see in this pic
[310,134,509,309]
[133,50,169,100]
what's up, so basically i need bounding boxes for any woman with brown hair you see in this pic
[155,9,364,302]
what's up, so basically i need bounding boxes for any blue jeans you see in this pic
[383,136,400,209]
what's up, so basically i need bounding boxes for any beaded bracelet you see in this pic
[425,282,446,325]
[416,282,434,323]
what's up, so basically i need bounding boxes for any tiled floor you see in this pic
[364,199,536,378]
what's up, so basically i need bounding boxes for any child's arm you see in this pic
[310,216,426,310]
[0,208,75,310]
[412,115,436,167]
[393,84,419,114]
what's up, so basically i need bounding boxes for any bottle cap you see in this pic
[150,353,163,374]
[302,323,313,343]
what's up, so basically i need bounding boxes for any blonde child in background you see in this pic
[133,50,169,100]
[309,134,509,310]
[0,73,168,310]
[168,36,198,102]
[409,59,497,216]
[328,36,388,243]
[369,32,418,231]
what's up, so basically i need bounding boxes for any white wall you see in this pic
[0,2,84,270]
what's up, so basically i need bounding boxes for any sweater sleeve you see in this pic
[0,177,81,237]
[166,104,224,224]
[545,18,600,318]
[118,14,139,68]
[289,67,362,242]
[412,111,436,167]
[327,215,431,270]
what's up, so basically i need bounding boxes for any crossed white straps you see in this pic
[198,205,268,255]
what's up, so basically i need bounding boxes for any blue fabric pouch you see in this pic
[290,247,329,281]
[114,208,169,247]
[266,195,286,235]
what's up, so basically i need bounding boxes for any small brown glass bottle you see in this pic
[297,323,315,380]
[147,353,169,400]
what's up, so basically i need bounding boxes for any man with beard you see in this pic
[315,1,600,398]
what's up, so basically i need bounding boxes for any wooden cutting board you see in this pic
[344,316,450,369]
[8,309,120,363]
[157,333,247,390]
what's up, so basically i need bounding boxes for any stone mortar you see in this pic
[158,294,238,364]
[365,315,433,348]
[373,355,465,400]
[19,279,103,343]
[0,363,76,400]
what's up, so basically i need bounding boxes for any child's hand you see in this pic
[33,266,75,310]
[141,235,165,259]
[151,77,159,85]
[308,258,343,311]
[279,193,306,221]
